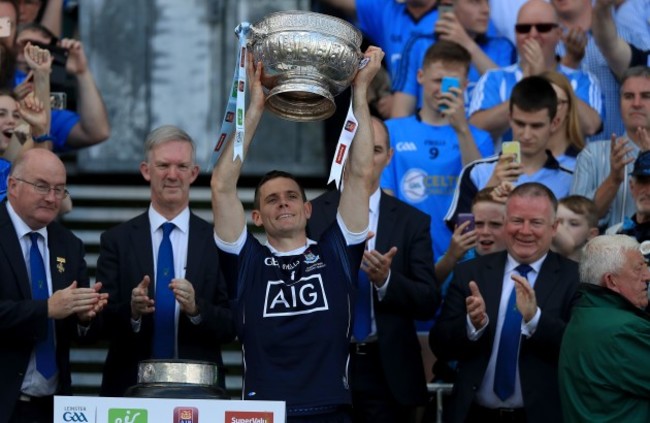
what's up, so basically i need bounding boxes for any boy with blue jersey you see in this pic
[380,40,494,263]
[211,47,384,422]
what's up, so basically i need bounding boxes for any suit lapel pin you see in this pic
[56,257,66,273]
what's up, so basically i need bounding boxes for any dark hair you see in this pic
[422,40,471,75]
[371,116,390,150]
[509,76,557,120]
[508,182,558,214]
[254,170,307,210]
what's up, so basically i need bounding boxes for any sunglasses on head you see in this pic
[515,23,558,34]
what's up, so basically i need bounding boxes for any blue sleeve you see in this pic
[572,71,604,116]
[356,0,385,45]
[474,128,495,157]
[51,109,80,153]
[0,158,11,202]
[394,35,433,95]
[469,69,502,115]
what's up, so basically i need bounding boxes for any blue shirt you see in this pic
[0,158,11,202]
[380,113,494,261]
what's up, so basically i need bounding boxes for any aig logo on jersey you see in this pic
[264,274,329,317]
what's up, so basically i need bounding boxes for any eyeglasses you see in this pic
[515,23,559,34]
[14,177,69,199]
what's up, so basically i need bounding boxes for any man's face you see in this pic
[515,1,562,62]
[557,204,595,250]
[455,0,490,36]
[505,194,557,264]
[0,94,18,153]
[370,119,393,187]
[609,249,650,309]
[472,200,506,255]
[15,28,51,73]
[252,176,311,239]
[620,76,650,132]
[417,60,467,115]
[140,140,199,214]
[0,2,17,49]
[510,105,555,160]
[8,151,66,229]
[630,176,650,220]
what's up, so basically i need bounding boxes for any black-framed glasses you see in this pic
[14,177,69,199]
[515,23,558,34]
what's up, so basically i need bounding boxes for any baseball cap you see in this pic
[630,151,650,177]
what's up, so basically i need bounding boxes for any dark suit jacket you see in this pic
[308,189,439,406]
[431,251,579,423]
[0,203,89,422]
[96,211,235,396]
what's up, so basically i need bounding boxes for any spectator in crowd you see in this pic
[14,23,110,150]
[539,70,584,171]
[469,0,602,143]
[317,0,438,78]
[435,187,507,286]
[559,235,650,422]
[445,75,573,227]
[0,0,18,49]
[593,0,650,79]
[1,148,106,423]
[381,40,493,263]
[308,116,439,423]
[17,0,63,38]
[553,0,650,141]
[605,150,650,242]
[391,0,515,117]
[570,66,650,230]
[210,47,382,421]
[431,182,579,423]
[96,126,235,397]
[555,195,598,262]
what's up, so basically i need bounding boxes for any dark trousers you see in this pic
[9,396,54,423]
[288,407,352,423]
[349,342,418,423]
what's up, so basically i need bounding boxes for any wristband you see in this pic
[33,134,55,144]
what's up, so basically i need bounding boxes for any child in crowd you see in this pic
[555,195,599,262]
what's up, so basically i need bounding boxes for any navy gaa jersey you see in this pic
[218,222,364,416]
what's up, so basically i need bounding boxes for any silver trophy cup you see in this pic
[246,10,363,122]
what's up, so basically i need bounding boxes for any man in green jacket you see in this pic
[559,234,650,422]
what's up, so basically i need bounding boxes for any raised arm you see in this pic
[338,46,384,233]
[592,0,631,80]
[62,39,111,148]
[211,60,265,242]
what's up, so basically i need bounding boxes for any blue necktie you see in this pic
[152,222,175,359]
[494,263,533,401]
[353,269,371,342]
[29,232,57,379]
